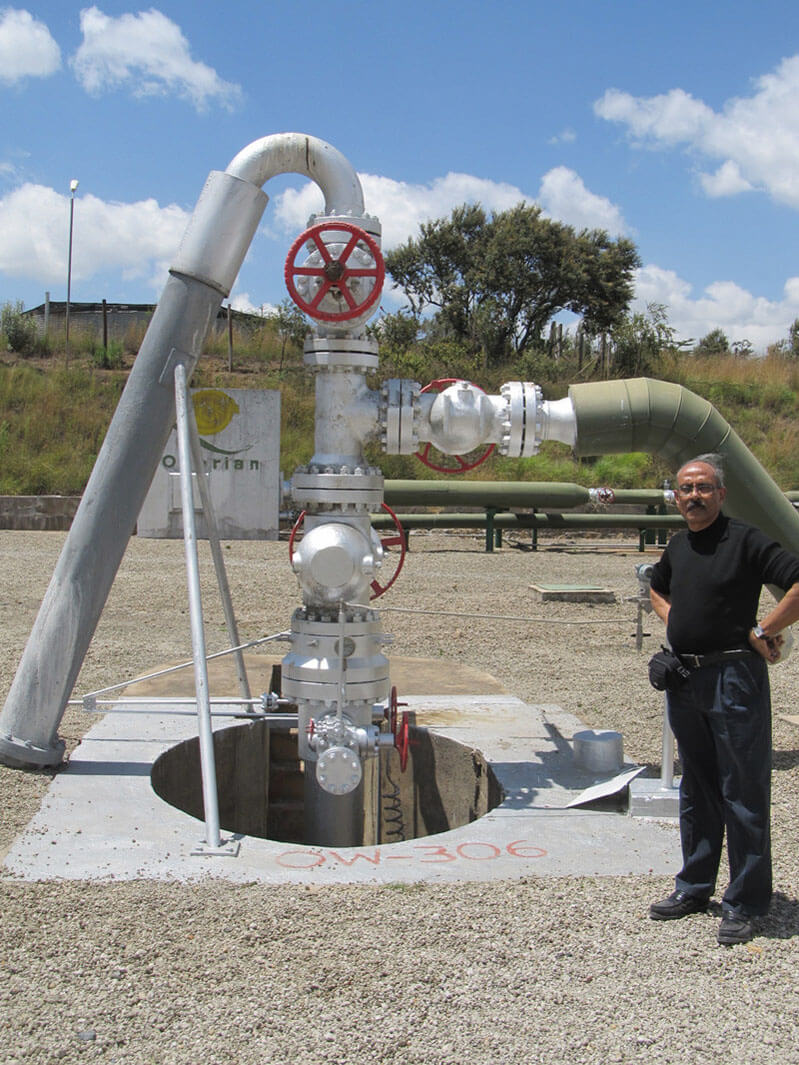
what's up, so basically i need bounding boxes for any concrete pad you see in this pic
[131,653,508,699]
[2,660,680,885]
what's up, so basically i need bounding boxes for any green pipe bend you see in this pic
[569,377,799,555]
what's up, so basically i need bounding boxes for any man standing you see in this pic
[648,453,799,945]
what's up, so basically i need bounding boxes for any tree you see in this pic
[610,302,676,376]
[384,203,640,366]
[694,328,730,357]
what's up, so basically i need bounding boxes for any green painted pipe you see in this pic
[383,480,590,509]
[569,378,799,555]
[383,480,678,508]
[371,512,683,530]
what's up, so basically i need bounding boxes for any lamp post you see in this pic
[65,178,79,364]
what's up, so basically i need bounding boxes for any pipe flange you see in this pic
[303,335,379,371]
[498,382,543,457]
[310,212,382,242]
[291,469,384,509]
[380,379,421,454]
[0,731,66,768]
[316,746,362,795]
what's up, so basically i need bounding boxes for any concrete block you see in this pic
[628,776,680,819]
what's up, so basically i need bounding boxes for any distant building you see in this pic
[23,300,265,341]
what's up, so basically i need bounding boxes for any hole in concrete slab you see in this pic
[150,719,503,845]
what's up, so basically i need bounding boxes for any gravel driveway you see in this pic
[2,528,799,1064]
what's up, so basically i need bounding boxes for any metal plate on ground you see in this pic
[530,583,616,603]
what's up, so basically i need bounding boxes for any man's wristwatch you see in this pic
[753,624,768,639]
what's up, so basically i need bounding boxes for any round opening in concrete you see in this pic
[151,718,503,846]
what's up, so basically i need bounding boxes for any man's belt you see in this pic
[678,648,754,669]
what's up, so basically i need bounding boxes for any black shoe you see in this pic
[717,913,753,946]
[649,890,709,920]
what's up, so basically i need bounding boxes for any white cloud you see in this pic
[537,166,628,234]
[273,171,529,251]
[548,128,577,145]
[229,292,278,316]
[0,182,188,291]
[0,8,61,84]
[634,263,799,349]
[699,160,753,198]
[71,6,242,111]
[272,167,628,248]
[595,56,799,208]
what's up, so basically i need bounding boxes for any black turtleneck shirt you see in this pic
[649,514,799,654]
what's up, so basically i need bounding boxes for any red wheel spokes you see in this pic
[285,222,385,323]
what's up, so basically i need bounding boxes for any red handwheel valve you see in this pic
[388,686,410,772]
[285,221,384,323]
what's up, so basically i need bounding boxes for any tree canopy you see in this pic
[383,202,640,366]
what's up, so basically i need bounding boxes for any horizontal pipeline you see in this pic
[371,512,684,530]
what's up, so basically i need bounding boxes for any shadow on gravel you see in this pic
[758,893,799,940]
[772,749,799,771]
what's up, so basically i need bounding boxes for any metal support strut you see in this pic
[174,362,238,856]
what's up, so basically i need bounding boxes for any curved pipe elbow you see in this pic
[569,377,799,556]
[226,132,365,216]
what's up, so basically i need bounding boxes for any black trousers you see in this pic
[667,654,772,916]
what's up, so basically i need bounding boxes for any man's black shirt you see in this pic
[650,514,799,654]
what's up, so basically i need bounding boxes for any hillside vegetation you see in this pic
[1,315,798,496]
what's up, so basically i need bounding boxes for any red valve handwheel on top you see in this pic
[285,221,385,323]
[414,378,496,474]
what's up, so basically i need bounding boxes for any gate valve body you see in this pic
[415,379,497,473]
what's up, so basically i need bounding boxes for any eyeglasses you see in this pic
[677,482,718,497]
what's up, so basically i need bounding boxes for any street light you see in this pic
[65,178,79,363]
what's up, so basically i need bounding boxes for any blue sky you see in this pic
[2,1,799,350]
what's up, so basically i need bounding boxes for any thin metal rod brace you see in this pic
[174,362,225,852]
[73,630,289,704]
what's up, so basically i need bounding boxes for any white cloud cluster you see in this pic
[272,167,627,251]
[0,7,60,83]
[634,263,799,349]
[0,6,239,110]
[273,171,530,251]
[0,182,188,290]
[537,166,628,235]
[71,6,242,111]
[595,56,799,208]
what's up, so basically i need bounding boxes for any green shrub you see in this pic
[91,340,124,370]
[1,301,45,358]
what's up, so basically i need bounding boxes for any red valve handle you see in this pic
[395,711,410,772]
[370,502,407,599]
[288,504,406,601]
[284,221,384,323]
[414,377,496,474]
[388,686,410,772]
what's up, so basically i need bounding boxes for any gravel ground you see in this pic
[2,527,799,1064]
